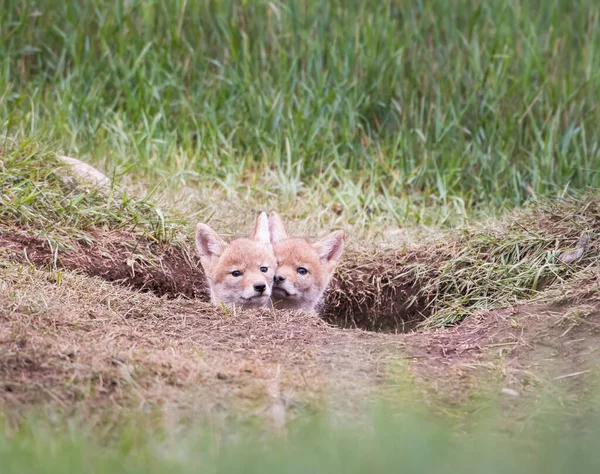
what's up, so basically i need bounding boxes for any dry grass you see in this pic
[2,144,600,425]
[403,271,600,424]
[0,263,403,424]
[321,194,600,330]
[2,260,599,425]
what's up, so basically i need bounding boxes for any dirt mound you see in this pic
[0,227,209,301]
[0,264,401,421]
[403,273,600,407]
[2,261,599,424]
[0,225,432,332]
[321,248,430,332]
[1,194,598,334]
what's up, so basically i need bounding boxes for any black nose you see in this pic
[275,274,286,283]
[254,283,267,293]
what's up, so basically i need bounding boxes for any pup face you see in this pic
[196,213,276,308]
[268,212,345,311]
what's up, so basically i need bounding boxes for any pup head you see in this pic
[196,212,276,308]
[268,211,345,311]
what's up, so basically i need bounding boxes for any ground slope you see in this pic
[2,260,599,427]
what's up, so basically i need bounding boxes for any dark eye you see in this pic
[260,266,268,273]
[231,270,242,277]
[297,267,308,275]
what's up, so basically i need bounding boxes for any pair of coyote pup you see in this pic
[196,212,344,313]
[55,156,342,311]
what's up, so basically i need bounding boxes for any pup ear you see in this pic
[268,211,289,244]
[313,230,345,264]
[196,223,227,260]
[250,212,271,247]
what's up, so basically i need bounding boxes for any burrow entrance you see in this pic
[0,227,432,333]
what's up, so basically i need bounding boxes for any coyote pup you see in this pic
[196,212,276,308]
[268,211,344,312]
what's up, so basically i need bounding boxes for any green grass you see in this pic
[420,194,600,327]
[2,143,596,330]
[0,140,183,244]
[2,0,599,328]
[2,403,600,474]
[2,0,600,227]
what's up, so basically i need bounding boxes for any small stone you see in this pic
[501,388,520,398]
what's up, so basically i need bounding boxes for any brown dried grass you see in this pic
[0,263,402,421]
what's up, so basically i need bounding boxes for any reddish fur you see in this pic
[269,212,344,312]
[207,238,276,302]
[196,214,276,308]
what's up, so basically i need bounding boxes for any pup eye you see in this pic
[260,266,268,273]
[297,267,308,275]
[231,270,242,277]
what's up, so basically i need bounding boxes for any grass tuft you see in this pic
[421,194,600,327]
[322,193,599,330]
[0,140,183,244]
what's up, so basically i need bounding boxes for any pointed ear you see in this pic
[250,212,271,247]
[268,211,289,245]
[196,223,227,259]
[314,230,345,263]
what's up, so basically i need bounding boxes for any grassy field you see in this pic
[2,0,600,228]
[2,0,600,471]
[3,404,600,474]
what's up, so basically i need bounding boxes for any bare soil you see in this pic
[405,278,600,411]
[0,264,403,425]
[0,227,209,300]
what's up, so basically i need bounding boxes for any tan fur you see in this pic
[196,213,276,308]
[268,212,345,312]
